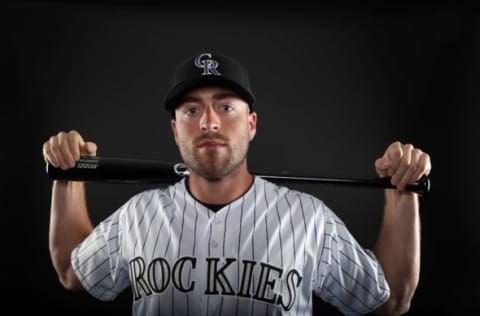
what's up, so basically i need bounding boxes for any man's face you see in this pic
[171,86,257,180]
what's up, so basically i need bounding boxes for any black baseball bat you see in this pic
[45,156,430,195]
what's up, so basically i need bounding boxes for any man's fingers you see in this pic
[58,132,77,169]
[411,152,431,182]
[48,132,69,169]
[375,157,390,178]
[82,141,98,156]
[385,142,403,177]
[43,137,60,167]
[396,148,421,190]
[42,130,94,170]
[375,141,402,179]
[67,131,85,161]
[379,142,432,192]
[390,144,413,186]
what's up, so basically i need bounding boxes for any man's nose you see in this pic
[200,107,220,132]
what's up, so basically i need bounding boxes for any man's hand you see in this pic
[375,141,431,192]
[43,130,97,170]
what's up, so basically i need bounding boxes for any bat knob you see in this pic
[411,175,430,196]
[174,163,189,177]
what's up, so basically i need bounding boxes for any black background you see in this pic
[3,1,479,315]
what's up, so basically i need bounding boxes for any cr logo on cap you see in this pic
[194,53,221,76]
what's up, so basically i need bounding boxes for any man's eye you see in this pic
[221,104,234,112]
[185,108,199,115]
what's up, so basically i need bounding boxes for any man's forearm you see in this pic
[374,190,421,315]
[49,180,93,289]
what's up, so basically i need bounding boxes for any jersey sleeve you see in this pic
[71,204,130,301]
[313,205,390,315]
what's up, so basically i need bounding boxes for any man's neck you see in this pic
[187,163,254,205]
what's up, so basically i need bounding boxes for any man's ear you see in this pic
[248,112,257,141]
[171,118,179,145]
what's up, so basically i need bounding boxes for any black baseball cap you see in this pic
[163,52,255,113]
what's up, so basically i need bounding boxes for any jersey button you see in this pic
[214,218,221,225]
[210,240,219,248]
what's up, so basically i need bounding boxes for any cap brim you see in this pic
[164,76,255,112]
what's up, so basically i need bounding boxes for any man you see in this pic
[43,52,431,315]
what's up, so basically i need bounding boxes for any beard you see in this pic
[179,133,249,181]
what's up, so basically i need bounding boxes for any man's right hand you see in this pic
[42,130,97,170]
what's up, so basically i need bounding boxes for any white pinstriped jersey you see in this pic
[71,177,390,315]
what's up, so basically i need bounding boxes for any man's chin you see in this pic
[198,165,228,180]
[190,160,236,181]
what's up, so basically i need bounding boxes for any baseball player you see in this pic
[43,52,431,315]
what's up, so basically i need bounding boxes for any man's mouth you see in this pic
[198,140,225,149]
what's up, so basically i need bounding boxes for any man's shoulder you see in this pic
[255,176,326,206]
[128,179,185,204]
